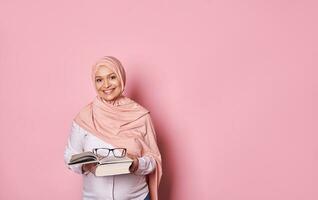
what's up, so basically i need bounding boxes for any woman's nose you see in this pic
[102,80,110,88]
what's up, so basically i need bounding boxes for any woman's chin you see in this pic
[100,95,119,101]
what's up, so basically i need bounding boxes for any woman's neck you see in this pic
[100,95,124,106]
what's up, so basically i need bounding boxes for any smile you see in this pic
[103,89,114,95]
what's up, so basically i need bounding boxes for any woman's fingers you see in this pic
[82,163,98,173]
[88,163,97,173]
[129,158,139,173]
[126,154,139,173]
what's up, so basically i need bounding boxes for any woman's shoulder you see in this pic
[71,120,80,129]
[70,120,90,136]
[70,121,82,133]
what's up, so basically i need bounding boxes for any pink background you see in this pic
[0,0,317,199]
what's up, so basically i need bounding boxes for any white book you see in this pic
[94,157,133,176]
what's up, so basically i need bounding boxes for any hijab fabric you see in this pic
[74,56,162,200]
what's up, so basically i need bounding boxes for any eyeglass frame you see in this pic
[92,148,127,158]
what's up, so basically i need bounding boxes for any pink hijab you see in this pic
[74,56,162,200]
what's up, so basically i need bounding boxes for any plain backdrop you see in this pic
[0,0,317,199]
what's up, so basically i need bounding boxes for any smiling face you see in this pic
[94,66,122,101]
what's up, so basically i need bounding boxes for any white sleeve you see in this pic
[64,121,86,174]
[134,155,156,175]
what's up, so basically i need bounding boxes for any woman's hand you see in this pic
[127,154,139,173]
[82,163,97,174]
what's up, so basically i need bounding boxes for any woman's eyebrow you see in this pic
[107,73,116,76]
[95,73,116,78]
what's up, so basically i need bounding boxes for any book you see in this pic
[68,152,133,176]
[68,151,100,165]
[94,157,133,176]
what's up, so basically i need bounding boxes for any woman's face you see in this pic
[94,66,122,101]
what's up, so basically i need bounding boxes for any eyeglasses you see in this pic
[92,148,127,158]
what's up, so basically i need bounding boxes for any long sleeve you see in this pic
[135,155,156,175]
[64,121,86,174]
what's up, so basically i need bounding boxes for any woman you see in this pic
[64,56,162,200]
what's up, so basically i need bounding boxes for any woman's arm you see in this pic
[133,114,160,175]
[64,121,86,174]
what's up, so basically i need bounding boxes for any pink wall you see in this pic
[0,0,317,199]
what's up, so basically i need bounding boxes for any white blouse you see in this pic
[64,121,156,200]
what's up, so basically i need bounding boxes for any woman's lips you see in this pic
[103,89,114,95]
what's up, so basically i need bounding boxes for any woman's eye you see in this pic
[110,76,116,80]
[96,79,102,82]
